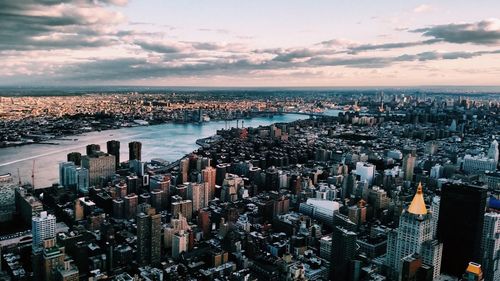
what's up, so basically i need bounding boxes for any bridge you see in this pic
[256,111,325,117]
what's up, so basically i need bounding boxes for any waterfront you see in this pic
[0,114,312,188]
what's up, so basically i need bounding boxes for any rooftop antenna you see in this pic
[31,160,35,189]
[17,168,21,185]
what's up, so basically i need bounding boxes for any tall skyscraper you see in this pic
[32,211,56,251]
[81,152,115,187]
[487,139,499,164]
[107,140,121,168]
[136,208,162,266]
[67,152,82,166]
[172,230,189,259]
[331,226,357,280]
[188,182,209,212]
[402,153,416,181]
[437,182,487,277]
[86,144,101,156]
[386,183,442,280]
[481,212,500,281]
[129,141,142,161]
[179,158,190,183]
[201,166,216,200]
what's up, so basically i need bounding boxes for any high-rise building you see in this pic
[487,139,499,164]
[67,152,82,166]
[124,193,138,219]
[355,162,375,186]
[137,208,162,266]
[437,182,487,277]
[172,230,189,259]
[402,153,416,181]
[32,211,56,251]
[201,166,216,200]
[107,140,121,168]
[481,212,500,281]
[86,144,101,156]
[59,162,89,192]
[0,173,17,222]
[179,158,190,183]
[331,226,357,280]
[385,183,442,280]
[129,141,142,161]
[188,182,209,212]
[171,196,193,221]
[81,152,115,187]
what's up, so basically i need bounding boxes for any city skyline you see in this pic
[1,1,500,87]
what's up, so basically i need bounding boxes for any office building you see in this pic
[86,144,101,156]
[481,212,500,281]
[137,208,162,266]
[386,183,442,280]
[437,182,487,277]
[462,155,497,174]
[403,153,416,181]
[107,140,121,168]
[81,152,115,187]
[129,141,142,161]
[355,162,375,186]
[67,152,82,166]
[201,166,216,200]
[172,230,189,259]
[32,211,56,251]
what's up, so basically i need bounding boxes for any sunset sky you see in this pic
[1,0,500,86]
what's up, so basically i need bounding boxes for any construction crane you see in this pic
[17,168,21,186]
[31,160,35,189]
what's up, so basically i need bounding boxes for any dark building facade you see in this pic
[106,140,120,168]
[437,182,487,277]
[128,141,142,161]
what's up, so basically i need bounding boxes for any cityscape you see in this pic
[1,1,500,281]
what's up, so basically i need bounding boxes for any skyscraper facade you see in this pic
[107,140,121,168]
[437,182,487,277]
[129,141,142,161]
[481,212,500,281]
[32,211,56,251]
[386,183,442,280]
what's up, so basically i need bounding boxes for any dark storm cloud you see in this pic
[134,40,183,54]
[347,39,441,54]
[414,19,500,44]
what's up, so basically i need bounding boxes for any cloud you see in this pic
[0,0,125,51]
[413,4,432,13]
[414,18,500,44]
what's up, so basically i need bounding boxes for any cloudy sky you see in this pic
[1,0,500,87]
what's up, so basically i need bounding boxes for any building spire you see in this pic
[408,182,428,215]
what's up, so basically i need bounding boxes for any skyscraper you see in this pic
[129,141,142,161]
[32,211,56,251]
[81,152,115,186]
[136,208,162,266]
[386,183,442,280]
[86,144,101,156]
[107,140,120,168]
[437,182,487,277]
[402,153,416,181]
[331,226,357,280]
[481,212,500,281]
[201,166,216,200]
[172,230,189,259]
[487,139,499,164]
[67,152,82,166]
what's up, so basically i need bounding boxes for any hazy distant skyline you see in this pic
[1,0,500,87]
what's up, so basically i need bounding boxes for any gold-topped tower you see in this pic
[408,182,428,215]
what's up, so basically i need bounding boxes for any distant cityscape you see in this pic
[0,90,499,281]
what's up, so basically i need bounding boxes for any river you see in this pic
[0,110,341,188]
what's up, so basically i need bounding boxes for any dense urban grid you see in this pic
[0,91,499,281]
